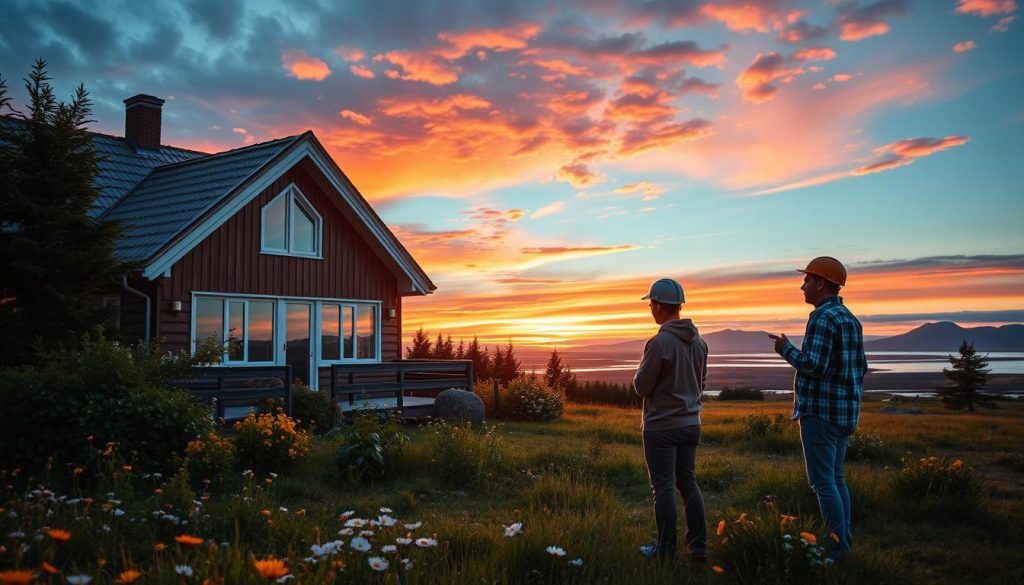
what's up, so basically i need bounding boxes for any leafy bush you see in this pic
[0,332,216,473]
[845,430,888,461]
[185,431,237,488]
[290,384,341,434]
[425,420,507,489]
[891,456,982,516]
[742,410,787,438]
[500,376,564,422]
[710,502,838,585]
[335,412,408,483]
[233,409,311,474]
[719,387,765,401]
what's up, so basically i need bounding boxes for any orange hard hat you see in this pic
[797,256,847,286]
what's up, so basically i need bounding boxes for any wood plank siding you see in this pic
[144,160,403,360]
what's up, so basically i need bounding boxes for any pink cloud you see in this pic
[349,65,375,79]
[955,0,1018,17]
[835,0,909,42]
[435,23,542,60]
[379,94,491,118]
[335,46,365,62]
[557,162,604,188]
[838,20,890,41]
[736,52,804,103]
[853,135,969,175]
[340,110,371,126]
[699,3,774,33]
[992,15,1016,31]
[605,92,677,123]
[792,46,837,61]
[520,245,637,256]
[618,119,714,155]
[281,49,332,81]
[528,59,589,80]
[831,73,853,82]
[381,51,460,85]
[632,40,728,69]
[953,40,977,53]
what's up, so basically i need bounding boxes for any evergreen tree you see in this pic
[494,340,521,385]
[490,345,505,383]
[937,339,996,411]
[0,60,134,366]
[432,334,455,359]
[544,348,577,392]
[465,336,489,381]
[455,339,465,360]
[479,344,492,381]
[405,327,432,358]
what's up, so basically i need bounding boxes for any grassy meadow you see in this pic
[3,398,1023,584]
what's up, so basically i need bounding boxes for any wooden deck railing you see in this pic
[175,365,292,421]
[328,360,473,414]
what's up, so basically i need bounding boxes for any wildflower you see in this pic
[716,520,726,536]
[546,546,566,557]
[830,532,841,543]
[0,569,36,584]
[344,518,365,528]
[359,530,375,537]
[381,545,397,553]
[568,558,584,567]
[395,537,412,545]
[261,510,272,517]
[73,468,83,475]
[175,566,194,576]
[339,510,355,519]
[350,537,371,552]
[404,521,422,530]
[175,534,204,547]
[41,563,59,575]
[800,531,817,544]
[46,528,72,542]
[251,556,289,580]
[415,537,437,548]
[337,528,354,536]
[153,543,167,552]
[780,514,797,528]
[112,509,125,517]
[7,531,25,539]
[378,515,397,527]
[504,523,523,537]
[275,576,293,583]
[712,565,725,574]
[734,513,747,523]
[400,558,413,570]
[379,507,392,514]
[367,557,389,571]
[113,569,142,584]
[66,576,92,585]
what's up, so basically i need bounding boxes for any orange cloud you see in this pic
[379,94,490,118]
[350,65,375,79]
[557,163,604,188]
[435,23,542,60]
[838,20,890,41]
[699,3,774,32]
[953,40,977,53]
[956,0,1018,17]
[792,46,837,61]
[340,110,371,126]
[852,135,969,175]
[605,92,677,122]
[335,46,365,62]
[380,51,460,85]
[835,0,908,42]
[281,49,332,81]
[529,59,590,80]
[830,73,852,82]
[615,181,667,201]
[531,201,566,219]
[619,119,714,155]
[736,52,804,103]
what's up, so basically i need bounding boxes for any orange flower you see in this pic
[734,513,747,524]
[800,531,817,544]
[72,468,83,475]
[251,556,289,580]
[45,528,72,542]
[123,465,133,472]
[0,569,37,584]
[712,565,725,574]
[40,563,59,575]
[830,532,841,543]
[260,509,272,517]
[716,519,726,536]
[153,543,167,552]
[114,569,142,583]
[175,535,204,547]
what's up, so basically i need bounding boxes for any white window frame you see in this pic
[260,184,323,259]
[191,292,381,390]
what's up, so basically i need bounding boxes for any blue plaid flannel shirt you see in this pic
[779,296,867,428]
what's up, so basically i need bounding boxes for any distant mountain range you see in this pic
[554,321,1024,355]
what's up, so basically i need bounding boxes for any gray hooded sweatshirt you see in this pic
[632,319,708,432]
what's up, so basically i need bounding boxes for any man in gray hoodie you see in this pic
[634,277,708,561]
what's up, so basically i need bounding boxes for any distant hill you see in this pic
[865,322,1024,352]
[703,329,801,353]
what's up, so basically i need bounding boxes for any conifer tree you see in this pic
[544,348,577,392]
[937,339,996,411]
[455,339,465,360]
[432,334,455,359]
[465,336,488,381]
[0,60,134,366]
[405,327,432,358]
[491,345,505,383]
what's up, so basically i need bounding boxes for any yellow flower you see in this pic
[114,569,142,583]
[800,531,817,544]
[175,535,204,547]
[251,556,289,580]
[46,528,72,542]
[0,569,37,584]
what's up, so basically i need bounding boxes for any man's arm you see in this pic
[632,338,662,397]
[777,314,833,378]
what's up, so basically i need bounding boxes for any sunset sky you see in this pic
[2,0,1022,347]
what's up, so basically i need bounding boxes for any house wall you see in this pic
[149,161,404,361]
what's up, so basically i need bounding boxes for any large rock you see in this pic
[432,388,485,427]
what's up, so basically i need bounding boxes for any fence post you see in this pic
[493,379,500,415]
[283,365,293,416]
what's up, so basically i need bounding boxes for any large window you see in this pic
[192,297,277,364]
[320,303,376,362]
[260,185,322,258]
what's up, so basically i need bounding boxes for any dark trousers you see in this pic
[643,425,707,558]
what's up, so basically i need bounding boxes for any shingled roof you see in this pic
[91,132,205,216]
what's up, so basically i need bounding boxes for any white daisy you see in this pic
[403,521,422,530]
[368,556,389,571]
[546,546,566,557]
[504,522,523,537]
[379,507,393,514]
[395,537,412,545]
[174,565,194,576]
[350,536,372,552]
[381,544,397,553]
[415,537,437,548]
[568,558,584,567]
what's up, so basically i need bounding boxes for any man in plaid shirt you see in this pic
[770,256,866,556]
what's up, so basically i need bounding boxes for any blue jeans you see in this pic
[643,425,707,558]
[798,415,854,552]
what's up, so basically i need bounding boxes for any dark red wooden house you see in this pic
[87,95,450,400]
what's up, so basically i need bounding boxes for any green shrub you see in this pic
[710,503,839,585]
[185,431,237,489]
[233,409,311,474]
[501,376,564,422]
[845,430,888,462]
[890,456,982,516]
[742,410,787,438]
[0,332,215,473]
[334,411,408,483]
[425,420,507,488]
[719,387,765,401]
[290,384,341,434]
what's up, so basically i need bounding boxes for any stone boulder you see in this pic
[432,388,485,428]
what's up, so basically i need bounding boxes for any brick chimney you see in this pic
[123,94,165,150]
